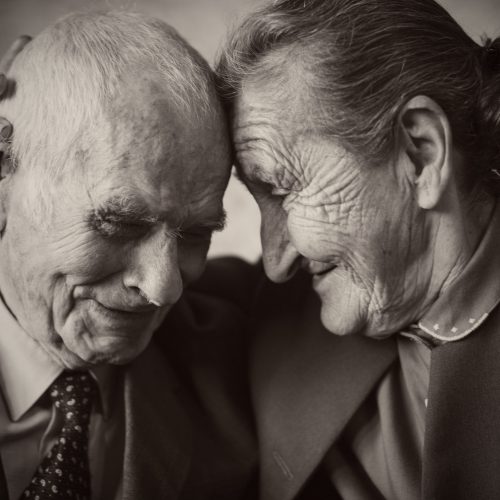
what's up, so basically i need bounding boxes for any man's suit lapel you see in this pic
[252,282,397,500]
[423,304,500,500]
[0,453,9,500]
[121,344,193,500]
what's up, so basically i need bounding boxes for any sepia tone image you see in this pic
[0,0,499,499]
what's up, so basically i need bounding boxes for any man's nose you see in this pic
[260,202,301,283]
[123,230,183,307]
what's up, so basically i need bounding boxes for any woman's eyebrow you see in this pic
[183,209,227,232]
[234,161,272,186]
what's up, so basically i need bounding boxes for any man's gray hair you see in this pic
[0,11,217,182]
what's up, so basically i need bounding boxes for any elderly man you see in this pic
[216,0,500,499]
[0,12,255,500]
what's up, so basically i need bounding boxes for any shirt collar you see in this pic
[417,200,500,343]
[0,295,61,421]
[0,295,113,422]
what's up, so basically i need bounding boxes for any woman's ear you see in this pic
[398,95,453,209]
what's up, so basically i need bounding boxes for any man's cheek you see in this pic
[48,232,124,278]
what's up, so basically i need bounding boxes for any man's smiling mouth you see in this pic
[96,301,159,314]
[85,299,160,326]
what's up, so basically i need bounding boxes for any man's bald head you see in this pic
[0,11,223,182]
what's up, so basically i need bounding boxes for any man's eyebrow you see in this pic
[89,197,227,233]
[88,197,159,225]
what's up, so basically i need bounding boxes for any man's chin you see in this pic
[54,306,163,367]
[56,330,154,368]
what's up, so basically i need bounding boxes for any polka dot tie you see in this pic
[20,371,97,500]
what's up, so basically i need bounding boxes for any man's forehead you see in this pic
[74,71,231,212]
[98,79,229,171]
[105,86,181,144]
[78,121,230,226]
[108,70,192,117]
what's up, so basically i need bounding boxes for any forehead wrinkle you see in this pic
[234,127,280,172]
[235,157,273,185]
[236,73,319,143]
[235,105,310,187]
[99,90,180,171]
[181,185,226,218]
[235,131,303,190]
[233,120,275,149]
[104,123,175,174]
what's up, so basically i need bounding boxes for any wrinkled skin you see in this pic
[233,81,469,338]
[0,74,231,369]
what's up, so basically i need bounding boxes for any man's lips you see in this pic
[84,299,161,328]
[93,300,159,315]
[75,298,161,322]
[73,288,161,314]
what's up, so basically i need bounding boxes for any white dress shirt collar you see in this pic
[0,295,61,422]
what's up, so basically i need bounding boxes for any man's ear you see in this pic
[398,96,453,209]
[0,148,14,234]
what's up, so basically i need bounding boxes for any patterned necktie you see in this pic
[20,371,97,500]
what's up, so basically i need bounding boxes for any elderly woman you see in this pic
[217,0,500,499]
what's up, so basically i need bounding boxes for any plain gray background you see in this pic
[1,0,499,261]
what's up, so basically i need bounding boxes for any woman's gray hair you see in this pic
[216,0,500,194]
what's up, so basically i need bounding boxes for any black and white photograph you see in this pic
[0,0,499,499]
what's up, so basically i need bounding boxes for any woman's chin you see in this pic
[314,271,369,336]
[320,305,366,336]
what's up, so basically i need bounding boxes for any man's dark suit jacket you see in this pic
[249,267,500,500]
[0,258,257,500]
